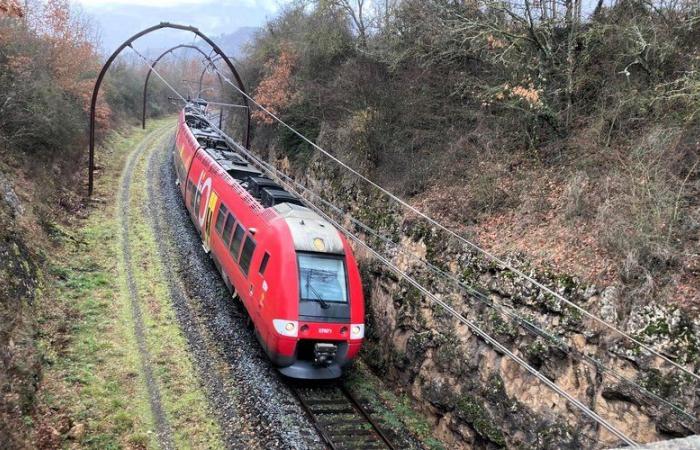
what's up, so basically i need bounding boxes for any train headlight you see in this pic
[350,324,364,339]
[273,319,298,337]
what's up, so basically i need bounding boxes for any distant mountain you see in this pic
[214,27,259,59]
[79,1,276,55]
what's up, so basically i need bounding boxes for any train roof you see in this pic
[272,203,345,255]
[183,106,342,252]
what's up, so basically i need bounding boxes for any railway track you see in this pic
[290,382,395,450]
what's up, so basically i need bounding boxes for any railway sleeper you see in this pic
[313,407,356,415]
[318,419,368,428]
[305,398,351,406]
[336,441,387,450]
[325,430,377,441]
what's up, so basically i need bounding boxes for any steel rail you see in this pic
[289,383,395,450]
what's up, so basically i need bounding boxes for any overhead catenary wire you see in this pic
[250,152,698,424]
[203,101,249,109]
[205,64,700,384]
[130,47,645,444]
[208,115,696,425]
[189,111,639,447]
[130,44,188,104]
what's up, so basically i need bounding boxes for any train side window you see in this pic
[239,237,256,276]
[222,214,235,243]
[229,224,245,260]
[258,252,270,275]
[194,188,201,213]
[187,181,196,209]
[215,204,228,235]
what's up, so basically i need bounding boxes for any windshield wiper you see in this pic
[306,272,330,309]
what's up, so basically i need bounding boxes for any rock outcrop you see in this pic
[287,152,700,449]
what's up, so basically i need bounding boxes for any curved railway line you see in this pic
[84,21,700,446]
[112,122,416,449]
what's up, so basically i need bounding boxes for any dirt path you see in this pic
[116,125,176,450]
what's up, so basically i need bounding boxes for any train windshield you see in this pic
[298,254,348,304]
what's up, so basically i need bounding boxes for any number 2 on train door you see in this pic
[204,191,218,250]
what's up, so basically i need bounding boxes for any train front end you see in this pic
[267,204,364,380]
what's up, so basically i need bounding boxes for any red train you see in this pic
[173,102,364,379]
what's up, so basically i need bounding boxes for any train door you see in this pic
[203,191,218,253]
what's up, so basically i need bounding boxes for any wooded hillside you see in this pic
[242,0,700,313]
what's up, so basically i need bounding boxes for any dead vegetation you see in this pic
[242,0,700,312]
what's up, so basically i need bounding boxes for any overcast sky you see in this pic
[74,0,289,51]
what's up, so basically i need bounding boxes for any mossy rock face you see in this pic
[422,377,457,411]
[525,338,548,367]
[395,287,426,331]
[639,369,684,399]
[455,395,506,447]
[433,333,466,376]
[0,197,41,448]
[485,311,518,342]
[277,121,700,445]
[629,304,700,365]
[361,341,390,374]
[406,331,437,359]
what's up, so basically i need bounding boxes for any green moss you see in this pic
[345,362,445,450]
[407,331,434,356]
[357,198,399,232]
[526,338,547,363]
[430,301,453,322]
[487,311,517,338]
[556,274,577,292]
[434,332,461,372]
[501,269,516,280]
[455,395,506,447]
[410,221,433,242]
[639,368,686,398]
[643,318,670,337]
[541,292,563,313]
[460,266,477,282]
[562,305,584,328]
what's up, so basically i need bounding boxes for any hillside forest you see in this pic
[240,0,700,314]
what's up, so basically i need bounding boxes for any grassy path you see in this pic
[116,125,175,449]
[37,119,223,449]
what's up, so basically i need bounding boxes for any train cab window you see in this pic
[239,237,256,276]
[215,204,228,235]
[222,214,235,243]
[258,252,270,275]
[229,224,245,260]
[298,254,348,304]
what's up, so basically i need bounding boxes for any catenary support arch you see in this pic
[142,44,225,130]
[87,22,251,196]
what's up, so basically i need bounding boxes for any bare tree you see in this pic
[324,0,369,45]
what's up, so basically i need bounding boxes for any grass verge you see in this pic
[35,119,222,449]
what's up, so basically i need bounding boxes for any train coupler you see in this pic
[314,343,338,367]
